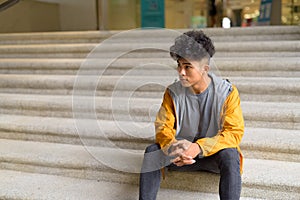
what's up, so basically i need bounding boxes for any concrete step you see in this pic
[0,139,299,199]
[0,41,299,59]
[0,41,298,53]
[0,31,109,45]
[105,51,300,59]
[0,26,298,200]
[0,75,299,102]
[0,94,299,129]
[0,169,261,200]
[0,26,299,45]
[0,43,96,58]
[0,49,299,59]
[0,58,299,77]
[0,114,299,162]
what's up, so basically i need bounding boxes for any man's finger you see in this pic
[168,148,184,157]
[171,154,194,164]
[180,154,193,160]
[170,156,182,163]
[172,141,189,150]
[183,159,196,165]
[174,161,184,167]
[175,159,195,166]
[171,155,188,164]
[174,159,196,166]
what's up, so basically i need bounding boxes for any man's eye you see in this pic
[185,65,191,69]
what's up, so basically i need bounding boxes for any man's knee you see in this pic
[142,144,167,173]
[218,148,239,159]
[217,148,240,169]
[145,143,161,153]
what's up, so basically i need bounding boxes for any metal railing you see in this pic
[0,0,20,12]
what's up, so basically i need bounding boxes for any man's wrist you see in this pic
[195,142,203,157]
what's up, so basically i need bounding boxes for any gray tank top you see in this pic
[168,72,232,143]
[194,82,214,141]
[174,82,213,142]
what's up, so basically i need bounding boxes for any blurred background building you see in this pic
[0,0,299,33]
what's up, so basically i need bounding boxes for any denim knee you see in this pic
[217,148,240,169]
[142,143,166,173]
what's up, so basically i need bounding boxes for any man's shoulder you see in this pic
[167,80,184,96]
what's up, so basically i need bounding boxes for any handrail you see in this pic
[0,0,20,12]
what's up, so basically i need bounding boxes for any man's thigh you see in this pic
[167,154,220,173]
[167,148,239,173]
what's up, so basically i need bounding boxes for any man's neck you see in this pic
[190,75,211,94]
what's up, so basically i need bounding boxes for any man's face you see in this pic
[177,58,208,88]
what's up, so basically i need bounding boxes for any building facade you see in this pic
[0,0,299,33]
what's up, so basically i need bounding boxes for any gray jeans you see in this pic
[139,143,241,200]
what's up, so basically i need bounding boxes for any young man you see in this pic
[139,30,244,200]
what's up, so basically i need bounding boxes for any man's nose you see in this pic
[178,67,186,76]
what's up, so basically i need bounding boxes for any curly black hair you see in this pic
[170,30,215,61]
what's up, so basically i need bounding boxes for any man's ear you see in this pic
[204,64,210,72]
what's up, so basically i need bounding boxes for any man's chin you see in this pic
[180,81,190,87]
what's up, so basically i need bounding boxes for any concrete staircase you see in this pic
[0,26,299,200]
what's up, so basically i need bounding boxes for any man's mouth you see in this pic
[180,78,188,82]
